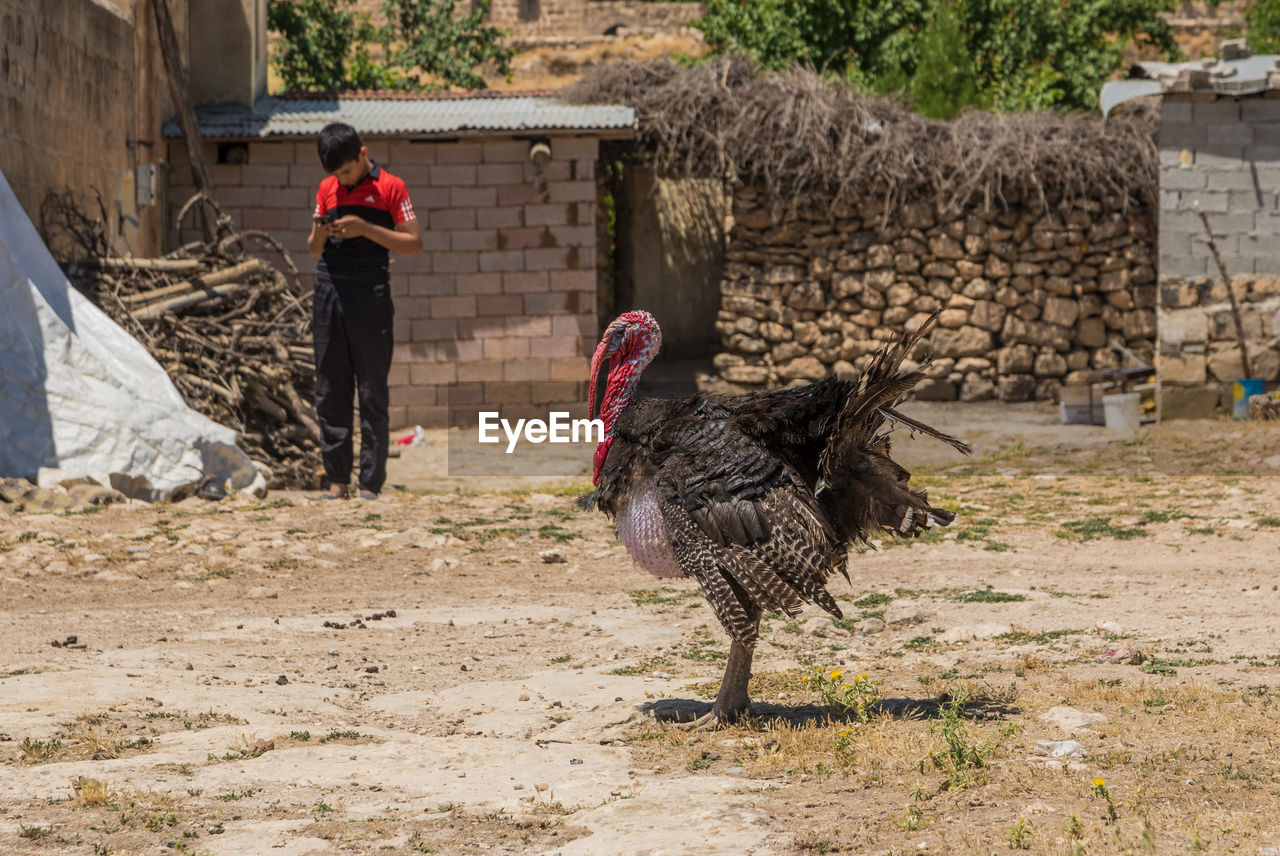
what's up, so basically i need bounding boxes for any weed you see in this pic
[1057,517,1148,541]
[805,667,880,722]
[951,589,1027,604]
[1009,817,1032,849]
[20,825,51,839]
[1091,777,1118,823]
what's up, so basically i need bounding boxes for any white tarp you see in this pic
[0,167,258,500]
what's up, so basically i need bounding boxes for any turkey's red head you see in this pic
[588,310,662,484]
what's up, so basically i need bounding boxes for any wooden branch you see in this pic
[151,0,219,244]
[122,260,266,306]
[91,257,206,273]
[1194,204,1252,379]
[133,282,244,320]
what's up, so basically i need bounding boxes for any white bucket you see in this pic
[1102,392,1141,431]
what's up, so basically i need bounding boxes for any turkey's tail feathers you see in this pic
[817,311,968,544]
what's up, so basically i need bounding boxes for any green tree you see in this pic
[1246,0,1280,53]
[693,0,1181,114]
[267,0,512,93]
[381,0,513,91]
[268,0,397,91]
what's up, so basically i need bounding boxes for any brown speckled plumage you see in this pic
[584,312,969,726]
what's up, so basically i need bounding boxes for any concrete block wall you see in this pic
[166,134,602,429]
[1156,93,1280,415]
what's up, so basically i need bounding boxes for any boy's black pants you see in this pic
[312,271,394,493]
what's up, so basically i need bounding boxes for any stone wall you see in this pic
[1156,93,1280,415]
[706,188,1157,402]
[0,0,183,257]
[167,134,601,429]
[486,0,704,37]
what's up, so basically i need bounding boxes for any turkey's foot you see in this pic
[676,637,754,731]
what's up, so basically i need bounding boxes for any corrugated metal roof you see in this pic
[163,92,635,138]
[1100,53,1280,116]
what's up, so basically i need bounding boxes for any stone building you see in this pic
[476,0,703,38]
[1104,50,1280,416]
[0,0,267,257]
[165,93,635,429]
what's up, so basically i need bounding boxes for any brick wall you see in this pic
[485,0,704,37]
[166,134,602,429]
[1156,92,1280,415]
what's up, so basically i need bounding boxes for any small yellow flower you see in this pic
[830,669,843,681]
[841,684,851,691]
[801,675,810,682]
[856,673,868,682]
[1092,777,1106,788]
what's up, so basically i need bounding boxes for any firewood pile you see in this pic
[42,190,321,489]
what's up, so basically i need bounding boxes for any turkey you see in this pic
[580,309,970,729]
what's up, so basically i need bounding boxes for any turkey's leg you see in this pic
[679,629,757,731]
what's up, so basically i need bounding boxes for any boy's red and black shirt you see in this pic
[314,160,416,277]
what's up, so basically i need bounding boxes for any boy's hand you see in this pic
[330,215,368,239]
[313,216,335,237]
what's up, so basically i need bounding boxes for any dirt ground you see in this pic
[2,406,1280,856]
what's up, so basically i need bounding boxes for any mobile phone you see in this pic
[315,212,335,225]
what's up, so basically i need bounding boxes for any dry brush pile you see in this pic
[566,57,1162,401]
[41,191,321,488]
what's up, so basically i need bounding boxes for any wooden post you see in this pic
[151,0,219,244]
[1194,204,1252,380]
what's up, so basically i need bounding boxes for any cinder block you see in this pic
[524,204,570,227]
[458,361,505,382]
[260,187,310,208]
[523,292,572,314]
[548,225,594,247]
[455,272,504,294]
[396,297,431,318]
[209,164,243,186]
[550,136,598,161]
[1242,99,1280,122]
[365,140,391,163]
[218,185,263,206]
[550,356,590,381]
[498,183,543,206]
[525,247,569,271]
[433,251,480,274]
[485,380,530,405]
[431,295,478,318]
[457,318,504,340]
[1194,146,1244,168]
[241,164,290,185]
[251,142,296,164]
[483,139,529,163]
[1161,167,1208,191]
[505,315,552,337]
[393,319,411,344]
[403,405,448,429]
[1207,122,1255,147]
[476,294,524,316]
[410,362,458,385]
[572,160,596,181]
[436,142,485,165]
[551,270,597,293]
[499,227,546,250]
[529,336,578,358]
[451,230,500,251]
[1192,100,1242,124]
[575,202,596,225]
[389,141,436,164]
[391,164,434,185]
[478,163,524,185]
[1160,256,1209,278]
[1245,145,1280,164]
[438,339,484,362]
[390,274,410,298]
[1159,122,1207,149]
[551,313,595,338]
[503,358,551,381]
[431,164,477,186]
[411,318,458,341]
[451,186,497,208]
[503,271,549,293]
[479,249,525,272]
[429,208,476,230]
[1161,101,1194,123]
[239,207,289,230]
[289,164,327,187]
[387,405,408,428]
[548,181,597,203]
[483,337,530,359]
[476,206,522,229]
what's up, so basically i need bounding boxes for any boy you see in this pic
[308,122,422,500]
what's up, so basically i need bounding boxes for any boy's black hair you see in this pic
[317,123,363,173]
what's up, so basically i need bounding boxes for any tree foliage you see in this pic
[267,0,512,92]
[1245,0,1280,53]
[693,0,1181,114]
